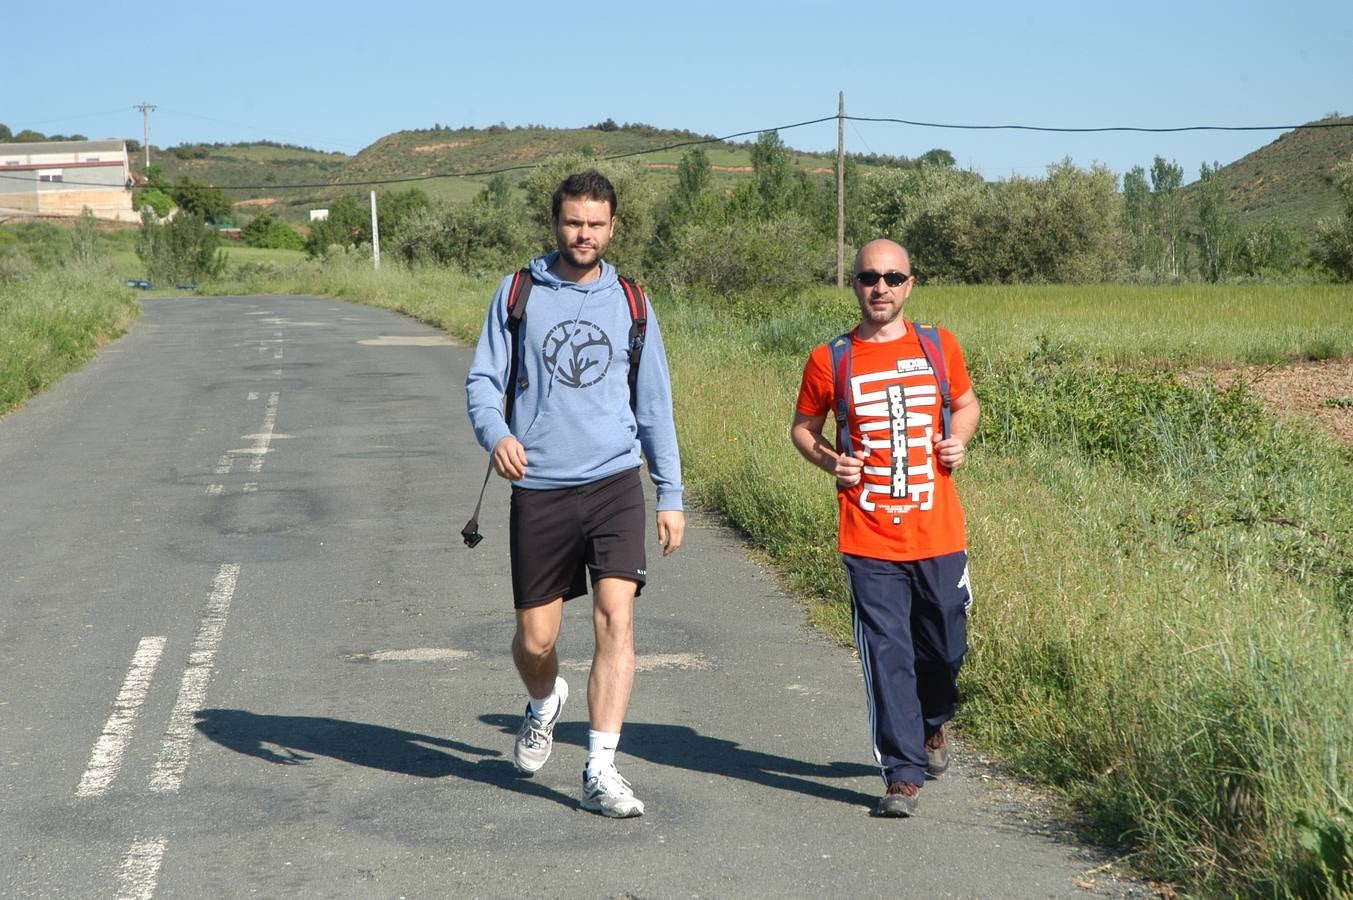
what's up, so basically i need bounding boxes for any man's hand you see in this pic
[491,435,527,480]
[656,510,685,557]
[834,448,869,487]
[934,433,967,470]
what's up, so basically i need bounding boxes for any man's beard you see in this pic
[863,303,902,325]
[560,243,604,269]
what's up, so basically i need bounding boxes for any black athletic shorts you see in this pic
[509,467,647,609]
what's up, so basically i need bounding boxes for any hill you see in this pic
[1189,114,1353,234]
[147,124,845,219]
[144,117,1353,236]
[148,141,350,216]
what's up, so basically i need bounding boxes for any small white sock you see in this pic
[585,730,620,779]
[528,685,559,723]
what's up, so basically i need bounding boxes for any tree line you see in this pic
[134,131,1353,289]
[294,132,1353,290]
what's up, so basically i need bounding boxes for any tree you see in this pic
[374,188,431,246]
[917,148,956,169]
[740,130,793,220]
[0,123,11,141]
[1237,219,1307,277]
[170,176,233,225]
[135,208,227,285]
[70,207,100,267]
[1313,157,1353,280]
[1150,156,1185,278]
[1122,165,1159,275]
[304,194,368,257]
[240,212,304,250]
[1196,162,1238,282]
[675,147,712,206]
[132,188,174,218]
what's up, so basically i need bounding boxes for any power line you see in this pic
[845,115,1353,133]
[2,111,1348,194]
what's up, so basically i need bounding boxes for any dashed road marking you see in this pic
[76,637,167,798]
[149,564,239,793]
[349,648,478,662]
[358,336,454,347]
[115,838,166,900]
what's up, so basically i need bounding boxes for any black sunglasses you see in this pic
[854,271,911,287]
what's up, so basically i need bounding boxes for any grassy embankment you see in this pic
[0,268,139,416]
[6,251,1350,895]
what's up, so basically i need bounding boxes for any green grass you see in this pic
[0,267,139,415]
[786,282,1353,368]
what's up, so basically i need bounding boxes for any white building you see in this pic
[0,140,136,222]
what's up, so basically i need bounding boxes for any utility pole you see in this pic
[836,91,845,289]
[370,190,381,270]
[133,102,156,172]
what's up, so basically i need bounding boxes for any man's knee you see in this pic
[593,579,637,644]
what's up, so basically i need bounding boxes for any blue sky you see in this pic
[6,0,1349,184]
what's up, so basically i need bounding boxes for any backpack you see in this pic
[462,267,649,548]
[828,322,951,460]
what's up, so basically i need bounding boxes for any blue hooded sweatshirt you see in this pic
[465,253,684,511]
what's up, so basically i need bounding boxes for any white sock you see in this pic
[528,685,559,724]
[585,730,620,779]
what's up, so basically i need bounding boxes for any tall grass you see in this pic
[0,268,139,416]
[67,258,1353,895]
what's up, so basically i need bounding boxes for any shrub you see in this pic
[134,208,228,285]
[132,188,174,218]
[240,213,304,250]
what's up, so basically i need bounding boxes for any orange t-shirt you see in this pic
[796,323,973,561]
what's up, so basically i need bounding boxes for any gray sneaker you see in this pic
[513,676,568,775]
[580,766,645,818]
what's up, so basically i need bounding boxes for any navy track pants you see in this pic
[843,550,971,787]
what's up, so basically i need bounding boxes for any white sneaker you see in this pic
[580,765,645,818]
[513,677,568,775]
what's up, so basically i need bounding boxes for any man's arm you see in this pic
[465,278,528,479]
[934,388,979,470]
[791,412,866,487]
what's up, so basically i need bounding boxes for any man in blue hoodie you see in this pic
[465,170,684,818]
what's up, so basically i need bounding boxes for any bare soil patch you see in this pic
[413,141,473,153]
[1194,359,1353,443]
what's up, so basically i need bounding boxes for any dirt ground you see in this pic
[1194,359,1353,444]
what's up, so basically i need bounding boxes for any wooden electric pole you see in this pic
[134,101,155,172]
[836,91,845,288]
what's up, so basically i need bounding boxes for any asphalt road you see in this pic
[0,295,1145,899]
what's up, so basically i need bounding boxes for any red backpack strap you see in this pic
[503,267,532,427]
[616,276,648,416]
[911,322,951,439]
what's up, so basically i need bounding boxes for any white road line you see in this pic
[247,392,259,401]
[75,637,167,799]
[116,838,166,900]
[214,454,232,475]
[205,484,222,496]
[149,564,240,793]
[249,392,280,474]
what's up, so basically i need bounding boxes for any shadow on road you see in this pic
[193,708,575,808]
[483,715,879,810]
